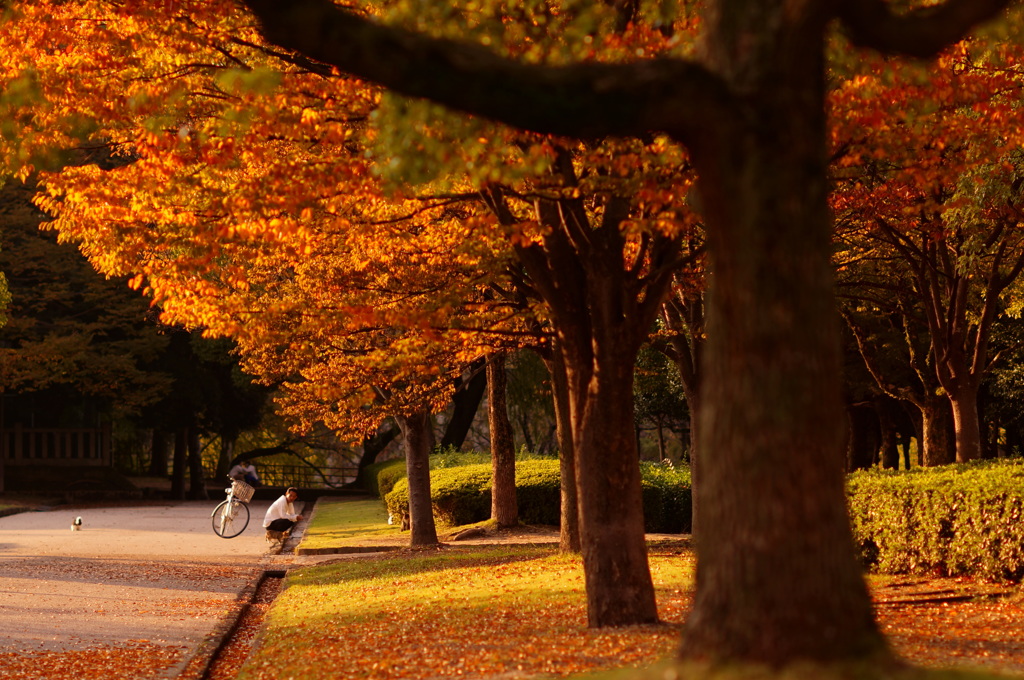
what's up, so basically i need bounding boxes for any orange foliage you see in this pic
[0,0,702,440]
[0,0,528,435]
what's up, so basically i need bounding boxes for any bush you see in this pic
[384,459,561,526]
[370,447,551,500]
[382,456,691,532]
[640,460,692,534]
[362,458,406,499]
[848,460,1024,581]
[515,459,561,525]
[427,463,493,525]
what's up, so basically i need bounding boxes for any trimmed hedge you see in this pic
[848,460,1024,581]
[384,460,560,526]
[362,458,406,499]
[641,461,692,534]
[382,456,691,533]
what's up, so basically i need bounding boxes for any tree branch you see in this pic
[838,0,1013,59]
[240,0,736,143]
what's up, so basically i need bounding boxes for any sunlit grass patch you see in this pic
[237,545,693,680]
[297,496,402,552]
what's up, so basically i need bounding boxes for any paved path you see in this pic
[0,500,281,679]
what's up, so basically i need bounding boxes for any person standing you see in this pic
[263,487,303,534]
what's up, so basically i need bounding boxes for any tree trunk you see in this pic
[440,360,487,451]
[682,389,701,538]
[568,328,659,627]
[517,412,535,453]
[545,345,580,553]
[487,353,518,527]
[216,435,235,481]
[680,3,884,662]
[661,288,704,538]
[357,418,400,487]
[876,397,900,470]
[148,428,169,477]
[171,427,187,500]
[949,387,982,463]
[187,426,208,500]
[878,414,899,470]
[396,410,439,546]
[487,172,670,626]
[920,396,955,467]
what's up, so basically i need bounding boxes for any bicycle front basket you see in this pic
[231,479,255,504]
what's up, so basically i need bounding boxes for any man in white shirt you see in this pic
[263,487,304,533]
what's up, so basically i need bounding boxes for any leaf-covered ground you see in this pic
[0,557,255,680]
[226,542,1024,680]
[235,544,692,680]
[0,640,185,680]
[876,576,1024,674]
[3,535,1024,680]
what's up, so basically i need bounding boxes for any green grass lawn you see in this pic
[296,496,404,552]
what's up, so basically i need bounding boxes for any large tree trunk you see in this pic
[545,345,581,553]
[487,353,518,527]
[920,396,955,467]
[949,386,983,463]
[396,410,439,546]
[679,3,885,663]
[566,316,659,628]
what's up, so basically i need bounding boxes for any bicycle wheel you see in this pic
[211,499,250,538]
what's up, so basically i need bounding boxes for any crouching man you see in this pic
[264,487,304,536]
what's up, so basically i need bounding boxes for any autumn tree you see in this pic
[1,0,700,623]
[655,237,705,528]
[832,41,1024,464]
[0,1,529,545]
[237,0,1021,666]
[836,248,957,466]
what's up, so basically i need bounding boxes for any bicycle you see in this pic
[211,478,255,538]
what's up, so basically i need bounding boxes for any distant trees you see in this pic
[833,40,1024,466]
[0,180,171,426]
[0,180,270,497]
